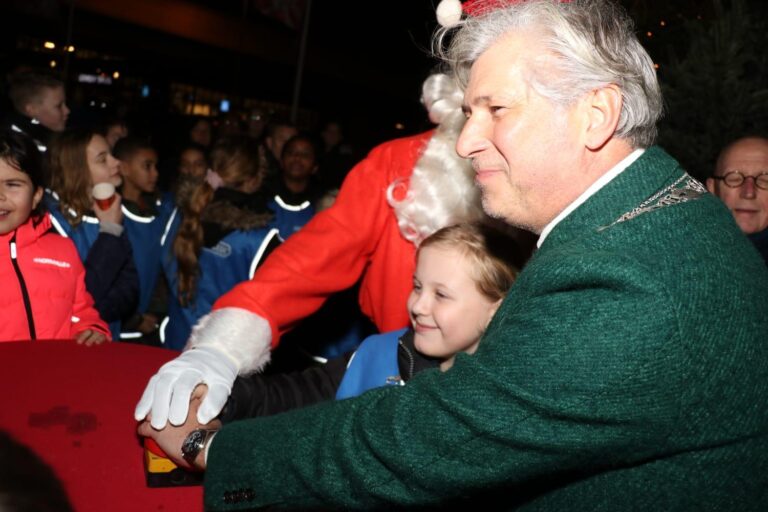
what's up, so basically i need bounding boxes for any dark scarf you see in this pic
[748,228,768,266]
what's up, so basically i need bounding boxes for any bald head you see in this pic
[715,137,768,174]
[707,136,768,234]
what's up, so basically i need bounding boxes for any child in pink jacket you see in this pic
[0,130,109,343]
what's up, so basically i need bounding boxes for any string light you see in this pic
[44,41,55,50]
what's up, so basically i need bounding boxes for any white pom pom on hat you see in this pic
[436,0,463,27]
[436,0,513,28]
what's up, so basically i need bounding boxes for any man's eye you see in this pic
[489,106,506,115]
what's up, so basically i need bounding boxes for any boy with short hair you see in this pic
[112,136,173,344]
[3,69,69,152]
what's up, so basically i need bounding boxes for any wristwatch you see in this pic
[181,428,218,467]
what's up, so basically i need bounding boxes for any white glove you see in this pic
[135,308,272,429]
[134,345,238,429]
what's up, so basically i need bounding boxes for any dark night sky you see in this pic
[295,1,444,130]
[2,0,763,147]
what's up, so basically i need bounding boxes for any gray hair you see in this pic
[436,0,663,148]
[387,73,483,245]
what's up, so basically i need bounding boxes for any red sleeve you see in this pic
[213,132,430,346]
[69,256,111,340]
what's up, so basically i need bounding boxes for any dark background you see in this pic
[0,0,443,148]
[0,0,766,173]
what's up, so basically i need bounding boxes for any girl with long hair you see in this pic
[46,129,138,338]
[161,137,280,349]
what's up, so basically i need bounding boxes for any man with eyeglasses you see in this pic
[707,136,768,263]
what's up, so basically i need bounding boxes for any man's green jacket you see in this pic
[205,147,768,510]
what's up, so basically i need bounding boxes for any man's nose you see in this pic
[456,115,487,159]
[740,176,757,199]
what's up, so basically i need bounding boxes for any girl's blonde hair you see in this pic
[174,137,268,305]
[418,223,520,302]
[48,129,95,226]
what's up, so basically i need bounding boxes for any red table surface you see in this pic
[0,341,203,512]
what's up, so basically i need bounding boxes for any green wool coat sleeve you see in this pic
[204,148,768,510]
[204,253,686,510]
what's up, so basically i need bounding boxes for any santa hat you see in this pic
[435,0,511,27]
[436,0,570,28]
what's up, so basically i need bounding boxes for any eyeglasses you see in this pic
[711,171,768,190]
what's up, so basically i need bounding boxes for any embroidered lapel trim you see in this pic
[600,174,707,231]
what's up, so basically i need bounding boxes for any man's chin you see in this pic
[741,224,768,235]
[479,196,508,221]
[480,199,538,233]
[732,211,767,234]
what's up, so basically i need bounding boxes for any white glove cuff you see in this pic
[186,307,272,376]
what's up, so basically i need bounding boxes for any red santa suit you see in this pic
[214,131,432,346]
[135,76,475,429]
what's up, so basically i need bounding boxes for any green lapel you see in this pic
[540,146,704,250]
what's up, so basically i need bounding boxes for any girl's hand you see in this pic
[138,313,160,334]
[75,329,108,346]
[92,193,123,225]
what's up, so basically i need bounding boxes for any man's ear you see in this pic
[583,84,623,151]
[705,177,717,194]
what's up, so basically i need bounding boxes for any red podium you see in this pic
[0,341,202,512]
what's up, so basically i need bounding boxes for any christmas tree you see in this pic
[657,0,768,180]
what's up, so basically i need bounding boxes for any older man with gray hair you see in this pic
[140,1,768,510]
[707,135,768,263]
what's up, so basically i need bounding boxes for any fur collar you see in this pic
[200,188,272,230]
[201,199,271,232]
[200,189,272,248]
